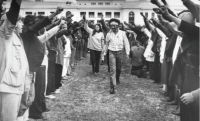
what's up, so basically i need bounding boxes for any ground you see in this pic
[31,55,180,121]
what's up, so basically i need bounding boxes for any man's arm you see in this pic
[0,0,22,39]
[6,0,22,25]
[37,25,60,43]
[30,7,63,33]
[103,33,110,56]
[123,31,130,57]
[84,20,93,34]
[46,19,61,31]
[99,19,110,33]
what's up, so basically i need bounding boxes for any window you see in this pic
[145,12,148,18]
[80,12,86,18]
[152,13,155,18]
[36,0,43,1]
[105,2,110,5]
[106,12,111,18]
[98,13,103,18]
[91,2,96,5]
[25,12,32,15]
[89,12,95,18]
[114,12,120,18]
[129,11,135,25]
[66,1,72,4]
[38,12,45,16]
[98,2,103,5]
[50,12,54,14]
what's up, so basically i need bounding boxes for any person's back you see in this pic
[130,45,145,67]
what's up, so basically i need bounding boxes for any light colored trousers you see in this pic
[109,50,123,88]
[42,55,48,96]
[62,57,70,77]
[0,92,22,121]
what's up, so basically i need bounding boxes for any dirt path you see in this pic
[42,56,180,121]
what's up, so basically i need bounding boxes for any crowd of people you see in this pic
[0,0,199,121]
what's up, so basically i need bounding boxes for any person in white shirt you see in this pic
[103,18,130,94]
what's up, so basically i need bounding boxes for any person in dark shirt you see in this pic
[160,6,199,121]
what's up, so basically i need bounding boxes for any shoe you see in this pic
[62,76,70,80]
[171,107,180,116]
[166,98,173,102]
[116,80,120,85]
[44,108,50,112]
[167,100,178,105]
[110,87,115,94]
[45,95,56,99]
[163,92,168,97]
[66,74,73,76]
[52,90,60,94]
[56,88,61,91]
[29,115,45,119]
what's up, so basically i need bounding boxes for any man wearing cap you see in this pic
[103,18,130,94]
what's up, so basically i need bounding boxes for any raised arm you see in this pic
[103,33,110,56]
[29,7,63,33]
[6,0,22,25]
[84,20,93,34]
[46,19,61,31]
[99,16,110,33]
[152,17,171,38]
[0,0,22,39]
[37,25,60,43]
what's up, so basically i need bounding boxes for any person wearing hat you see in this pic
[103,18,130,94]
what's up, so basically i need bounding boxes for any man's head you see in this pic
[24,15,36,27]
[109,18,120,33]
[178,11,195,24]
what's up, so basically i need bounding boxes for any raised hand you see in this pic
[160,6,170,16]
[151,18,159,26]
[83,13,86,21]
[150,0,159,5]
[59,19,66,29]
[153,8,162,15]
[157,14,167,23]
[161,0,167,5]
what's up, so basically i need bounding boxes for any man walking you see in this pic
[103,18,130,94]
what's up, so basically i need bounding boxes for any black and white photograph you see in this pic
[0,0,199,120]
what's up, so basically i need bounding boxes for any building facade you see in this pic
[4,0,187,25]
